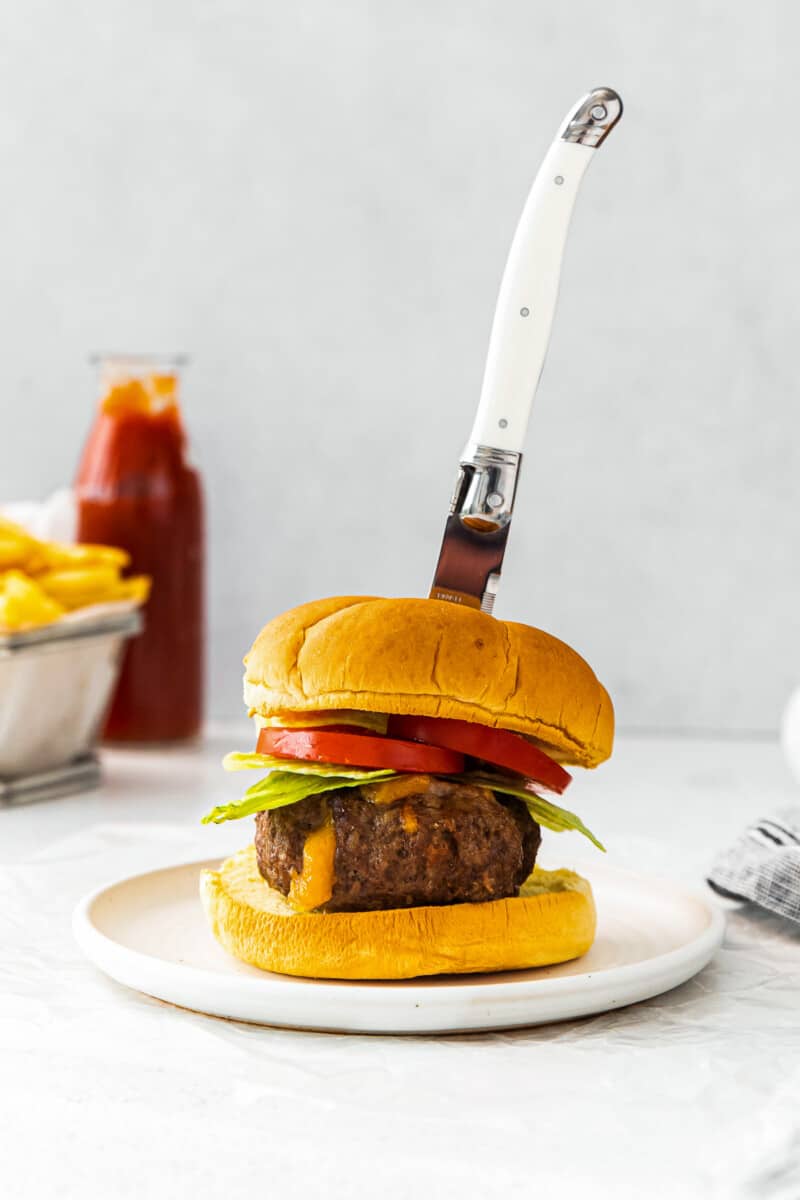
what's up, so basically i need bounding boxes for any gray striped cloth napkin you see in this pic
[708,810,800,923]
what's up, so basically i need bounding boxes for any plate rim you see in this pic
[72,854,727,1022]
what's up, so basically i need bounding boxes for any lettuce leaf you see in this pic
[202,762,401,825]
[204,753,604,852]
[223,751,397,780]
[465,773,605,851]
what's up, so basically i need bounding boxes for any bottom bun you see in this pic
[200,845,596,980]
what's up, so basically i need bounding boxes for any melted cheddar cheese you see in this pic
[361,775,432,806]
[400,803,419,834]
[288,816,336,911]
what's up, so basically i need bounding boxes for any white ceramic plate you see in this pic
[73,857,725,1034]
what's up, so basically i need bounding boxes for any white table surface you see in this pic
[2,725,799,1200]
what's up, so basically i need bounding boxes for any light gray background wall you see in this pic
[0,1,794,733]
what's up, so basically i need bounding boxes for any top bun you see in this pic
[243,597,613,768]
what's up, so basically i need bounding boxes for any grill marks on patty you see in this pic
[254,775,541,912]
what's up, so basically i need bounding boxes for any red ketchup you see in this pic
[75,360,204,741]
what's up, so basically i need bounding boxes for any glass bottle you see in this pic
[75,355,205,741]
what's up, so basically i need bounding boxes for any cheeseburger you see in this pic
[200,596,613,979]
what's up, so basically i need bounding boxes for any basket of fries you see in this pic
[0,516,150,783]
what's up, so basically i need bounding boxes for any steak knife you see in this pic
[430,87,623,612]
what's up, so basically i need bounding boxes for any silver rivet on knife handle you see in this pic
[560,86,623,148]
[452,444,521,528]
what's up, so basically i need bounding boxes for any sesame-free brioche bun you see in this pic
[243,596,613,768]
[201,845,596,980]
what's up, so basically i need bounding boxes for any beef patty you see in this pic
[254,775,541,911]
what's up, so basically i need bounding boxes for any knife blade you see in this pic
[430,87,623,613]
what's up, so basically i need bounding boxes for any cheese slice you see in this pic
[253,710,389,734]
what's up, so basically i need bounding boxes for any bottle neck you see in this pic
[77,365,190,492]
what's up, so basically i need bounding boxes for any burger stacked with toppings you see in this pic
[201,596,614,980]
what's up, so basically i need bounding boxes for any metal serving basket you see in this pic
[0,608,142,796]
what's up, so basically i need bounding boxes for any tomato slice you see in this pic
[386,715,571,794]
[256,727,465,775]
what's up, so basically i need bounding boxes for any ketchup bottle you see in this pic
[75,357,205,741]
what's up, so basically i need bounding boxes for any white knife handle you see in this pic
[468,87,622,454]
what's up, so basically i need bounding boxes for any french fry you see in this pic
[109,575,151,605]
[0,516,150,631]
[29,542,131,573]
[56,575,152,610]
[34,570,152,612]
[35,566,122,603]
[0,517,38,570]
[0,571,66,632]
